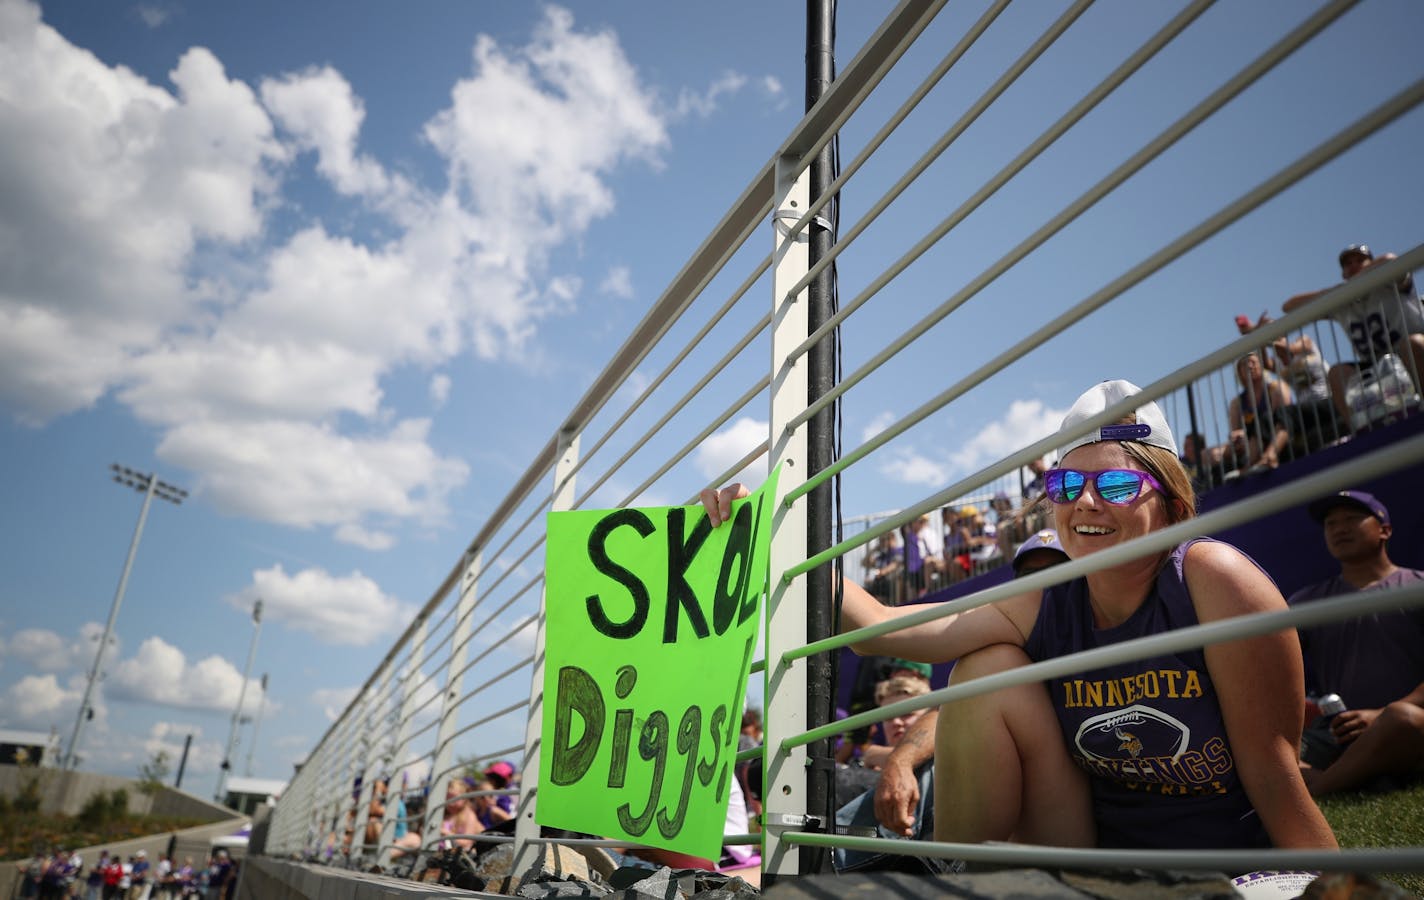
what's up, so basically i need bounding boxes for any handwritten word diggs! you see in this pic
[584,495,764,643]
[550,647,751,839]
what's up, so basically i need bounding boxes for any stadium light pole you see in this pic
[245,672,268,777]
[217,598,263,804]
[63,465,187,771]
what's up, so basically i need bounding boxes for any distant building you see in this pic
[223,775,287,815]
[0,728,58,767]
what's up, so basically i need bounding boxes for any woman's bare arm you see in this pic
[700,485,1036,663]
[1185,541,1337,850]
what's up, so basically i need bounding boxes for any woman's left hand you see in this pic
[699,484,749,527]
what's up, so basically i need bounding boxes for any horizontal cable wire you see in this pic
[785,0,1093,276]
[779,0,1011,249]
[784,0,1213,311]
[784,832,1424,873]
[782,80,1424,517]
[799,581,1424,747]
[575,313,774,510]
[782,0,1360,445]
[435,699,529,755]
[787,245,1424,576]
[616,376,772,508]
[446,655,534,711]
[557,259,773,499]
[784,429,1424,676]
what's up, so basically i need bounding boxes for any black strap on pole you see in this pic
[801,0,838,877]
[174,732,193,789]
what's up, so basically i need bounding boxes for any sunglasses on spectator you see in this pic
[1045,468,1164,506]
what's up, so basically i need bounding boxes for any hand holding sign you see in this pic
[698,483,750,528]
[538,468,778,859]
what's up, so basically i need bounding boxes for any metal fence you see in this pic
[266,0,1424,883]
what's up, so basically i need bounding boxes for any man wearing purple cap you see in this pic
[1288,490,1424,795]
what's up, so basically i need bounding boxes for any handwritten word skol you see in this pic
[582,498,765,643]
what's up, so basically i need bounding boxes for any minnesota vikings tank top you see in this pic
[1023,538,1271,848]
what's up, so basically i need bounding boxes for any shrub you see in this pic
[79,790,113,824]
[13,776,42,814]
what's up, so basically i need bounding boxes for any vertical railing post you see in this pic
[762,154,814,881]
[339,689,372,861]
[349,663,395,866]
[379,618,428,869]
[423,553,482,853]
[511,427,581,876]
[313,707,350,861]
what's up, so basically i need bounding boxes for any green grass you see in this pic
[1317,778,1424,897]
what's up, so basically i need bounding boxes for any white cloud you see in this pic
[0,3,670,546]
[429,373,452,408]
[427,6,667,244]
[598,265,633,299]
[261,65,402,200]
[313,686,358,722]
[109,636,267,714]
[947,399,1067,474]
[335,523,397,551]
[876,399,1067,489]
[0,674,85,731]
[134,5,170,28]
[879,449,948,488]
[860,411,896,443]
[693,417,767,484]
[0,4,284,424]
[1,622,112,676]
[673,71,747,119]
[235,565,416,646]
[156,418,468,540]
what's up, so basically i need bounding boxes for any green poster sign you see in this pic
[536,468,779,860]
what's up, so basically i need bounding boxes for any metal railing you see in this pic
[265,0,1424,884]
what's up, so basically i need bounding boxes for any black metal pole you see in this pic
[174,733,193,789]
[1185,382,1205,484]
[802,0,836,877]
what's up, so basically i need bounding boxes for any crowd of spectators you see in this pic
[862,242,1423,599]
[14,848,233,900]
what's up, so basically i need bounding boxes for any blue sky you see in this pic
[1,0,1421,795]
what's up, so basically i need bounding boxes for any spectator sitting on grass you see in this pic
[1288,490,1424,796]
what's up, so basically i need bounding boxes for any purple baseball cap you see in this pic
[1307,490,1389,527]
[1012,529,1067,574]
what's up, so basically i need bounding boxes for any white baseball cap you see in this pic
[1057,380,1177,462]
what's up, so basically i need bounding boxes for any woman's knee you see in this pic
[1377,701,1424,735]
[948,643,1030,683]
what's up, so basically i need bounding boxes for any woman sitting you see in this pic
[703,380,1336,851]
[1228,353,1295,472]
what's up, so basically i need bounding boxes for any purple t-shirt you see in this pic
[1288,568,1424,710]
[1024,538,1269,849]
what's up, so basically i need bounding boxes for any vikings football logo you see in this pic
[1075,704,1190,762]
[1114,726,1143,758]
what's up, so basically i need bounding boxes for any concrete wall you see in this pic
[0,765,157,817]
[0,765,235,821]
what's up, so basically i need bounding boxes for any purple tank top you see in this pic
[1024,538,1270,849]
